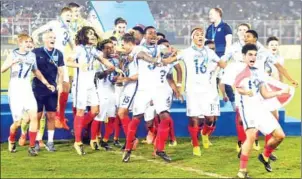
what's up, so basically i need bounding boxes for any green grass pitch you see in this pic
[1,137,300,178]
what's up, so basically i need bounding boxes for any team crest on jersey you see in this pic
[217,28,221,32]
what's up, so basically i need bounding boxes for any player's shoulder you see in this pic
[32,47,43,54]
[222,21,231,27]
[55,48,64,56]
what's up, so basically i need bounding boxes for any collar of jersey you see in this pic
[13,48,29,56]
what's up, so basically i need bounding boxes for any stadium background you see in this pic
[0,0,301,178]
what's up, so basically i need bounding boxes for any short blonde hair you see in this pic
[17,33,31,44]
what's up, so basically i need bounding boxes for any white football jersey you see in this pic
[9,49,37,81]
[45,20,72,53]
[72,45,101,84]
[96,58,119,93]
[177,46,221,92]
[255,46,277,74]
[153,63,177,90]
[136,45,161,91]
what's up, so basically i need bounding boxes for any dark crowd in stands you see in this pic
[1,0,301,44]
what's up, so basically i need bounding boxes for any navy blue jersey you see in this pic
[206,21,232,57]
[32,47,64,95]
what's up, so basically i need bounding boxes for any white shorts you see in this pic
[238,95,281,135]
[8,81,37,122]
[153,88,173,114]
[144,103,156,122]
[115,85,124,107]
[63,66,69,83]
[118,82,138,110]
[132,90,153,116]
[95,91,116,122]
[72,81,99,110]
[186,91,220,117]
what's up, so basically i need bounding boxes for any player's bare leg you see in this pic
[237,128,257,178]
[263,110,280,161]
[188,117,203,156]
[258,128,285,172]
[143,119,155,144]
[19,115,30,146]
[44,111,56,152]
[35,112,46,151]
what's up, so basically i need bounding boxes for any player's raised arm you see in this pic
[1,52,19,73]
[274,63,298,87]
[260,83,290,99]
[31,21,55,45]
[136,51,158,64]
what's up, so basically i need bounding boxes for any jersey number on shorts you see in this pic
[122,96,130,105]
[62,31,69,46]
[194,59,207,74]
[160,70,167,83]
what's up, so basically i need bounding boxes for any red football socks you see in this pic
[156,118,171,151]
[120,115,131,137]
[125,118,140,151]
[83,111,96,129]
[90,120,101,141]
[236,109,246,143]
[188,126,200,147]
[29,131,37,147]
[240,154,249,169]
[58,92,68,122]
[103,117,115,141]
[74,115,84,143]
[114,116,121,140]
[169,119,176,141]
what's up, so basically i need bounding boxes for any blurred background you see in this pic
[1,0,301,45]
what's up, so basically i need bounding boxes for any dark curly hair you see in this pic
[96,39,113,51]
[75,26,99,45]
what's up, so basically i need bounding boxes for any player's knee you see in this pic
[159,111,170,119]
[275,129,286,141]
[117,109,126,119]
[146,120,153,128]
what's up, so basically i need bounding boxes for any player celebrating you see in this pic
[32,7,73,129]
[120,33,164,162]
[67,26,121,155]
[222,44,291,178]
[221,23,262,152]
[103,17,128,45]
[1,34,55,156]
[162,27,226,156]
[90,39,119,151]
